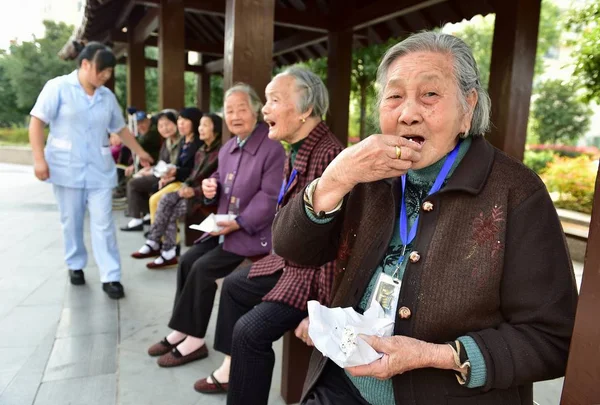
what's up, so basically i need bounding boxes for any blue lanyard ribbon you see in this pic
[397,141,462,265]
[278,168,298,206]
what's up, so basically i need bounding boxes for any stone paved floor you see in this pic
[0,163,582,405]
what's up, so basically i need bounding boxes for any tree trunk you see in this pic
[359,78,368,140]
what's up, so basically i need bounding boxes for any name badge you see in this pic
[224,172,235,195]
[369,272,401,321]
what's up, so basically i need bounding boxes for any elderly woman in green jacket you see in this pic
[272,31,578,405]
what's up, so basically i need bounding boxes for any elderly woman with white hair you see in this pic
[272,31,578,405]
[193,67,343,403]
[146,83,286,368]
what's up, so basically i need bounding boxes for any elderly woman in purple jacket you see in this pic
[147,83,286,367]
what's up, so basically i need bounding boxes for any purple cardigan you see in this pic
[198,123,285,257]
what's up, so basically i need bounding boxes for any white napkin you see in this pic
[189,213,237,233]
[152,160,177,178]
[307,300,395,368]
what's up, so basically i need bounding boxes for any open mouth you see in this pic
[402,135,425,145]
[266,120,276,129]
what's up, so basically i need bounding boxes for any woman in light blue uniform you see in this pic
[28,42,153,299]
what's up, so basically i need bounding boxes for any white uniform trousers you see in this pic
[53,185,121,282]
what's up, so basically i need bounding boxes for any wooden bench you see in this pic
[184,204,311,404]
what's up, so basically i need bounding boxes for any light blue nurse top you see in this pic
[30,70,127,189]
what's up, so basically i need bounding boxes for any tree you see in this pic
[0,53,28,126]
[530,79,592,145]
[2,21,75,111]
[565,0,600,103]
[114,47,222,114]
[452,0,561,90]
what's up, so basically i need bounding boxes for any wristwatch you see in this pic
[303,178,343,219]
[447,340,471,385]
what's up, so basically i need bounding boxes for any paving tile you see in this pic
[55,303,118,338]
[43,333,117,382]
[0,331,56,404]
[19,275,66,308]
[118,348,211,405]
[33,374,116,405]
[0,305,61,348]
[0,348,37,393]
[534,378,564,405]
[0,371,43,405]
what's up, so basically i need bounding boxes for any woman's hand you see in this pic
[202,178,218,199]
[294,317,314,346]
[158,177,174,189]
[210,220,240,236]
[137,150,154,168]
[166,167,177,177]
[125,164,135,177]
[345,334,451,380]
[312,136,422,212]
[178,186,195,199]
[138,166,152,177]
[33,158,50,181]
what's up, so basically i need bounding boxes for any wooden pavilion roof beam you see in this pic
[133,8,159,44]
[135,0,329,32]
[346,0,449,31]
[117,56,204,73]
[112,31,224,56]
[114,0,137,31]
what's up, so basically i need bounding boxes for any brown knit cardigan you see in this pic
[272,135,578,405]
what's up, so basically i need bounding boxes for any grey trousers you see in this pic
[126,175,159,218]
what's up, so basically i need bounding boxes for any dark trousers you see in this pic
[216,266,307,405]
[168,238,244,338]
[126,174,158,218]
[302,361,371,405]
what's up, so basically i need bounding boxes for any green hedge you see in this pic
[0,127,31,145]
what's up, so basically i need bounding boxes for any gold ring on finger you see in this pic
[395,145,402,160]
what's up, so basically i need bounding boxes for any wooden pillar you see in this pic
[223,0,274,140]
[127,29,146,111]
[487,0,541,161]
[158,0,185,110]
[326,28,353,146]
[197,72,211,111]
[561,165,600,404]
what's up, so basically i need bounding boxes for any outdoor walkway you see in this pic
[0,162,582,405]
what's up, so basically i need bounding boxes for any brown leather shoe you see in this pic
[147,337,185,357]
[146,256,178,269]
[157,344,208,367]
[194,372,229,394]
[131,244,160,259]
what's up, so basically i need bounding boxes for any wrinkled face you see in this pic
[137,118,150,135]
[157,117,177,139]
[199,116,216,144]
[263,75,304,142]
[379,51,475,170]
[177,116,194,137]
[81,59,112,89]
[224,92,257,137]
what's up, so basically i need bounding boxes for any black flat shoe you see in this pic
[102,281,125,299]
[143,218,151,225]
[120,223,143,232]
[69,269,85,285]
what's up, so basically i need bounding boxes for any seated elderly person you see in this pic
[272,31,578,405]
[146,83,286,368]
[147,107,204,223]
[121,110,183,231]
[131,113,223,269]
[193,67,344,402]
[113,109,161,201]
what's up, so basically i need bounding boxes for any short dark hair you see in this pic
[76,42,116,72]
